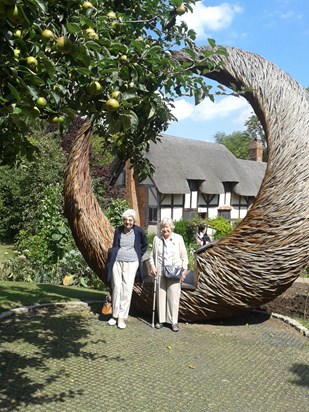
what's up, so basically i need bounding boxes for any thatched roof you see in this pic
[145,134,266,196]
[234,159,267,196]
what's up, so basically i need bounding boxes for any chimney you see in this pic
[249,138,263,162]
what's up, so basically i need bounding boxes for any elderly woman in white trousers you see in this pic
[106,209,148,329]
[149,217,188,332]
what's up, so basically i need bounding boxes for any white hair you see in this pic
[159,217,175,229]
[122,209,136,221]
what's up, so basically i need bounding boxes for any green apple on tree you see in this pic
[107,11,116,19]
[41,29,54,40]
[13,48,20,59]
[14,29,22,38]
[82,1,94,9]
[26,56,38,68]
[52,116,65,123]
[36,97,47,108]
[111,90,121,98]
[106,98,120,112]
[56,36,72,54]
[120,54,128,64]
[85,28,98,40]
[86,81,102,95]
[176,4,186,15]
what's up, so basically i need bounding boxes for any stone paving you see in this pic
[0,304,308,412]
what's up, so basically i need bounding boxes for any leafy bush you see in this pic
[173,218,207,270]
[146,232,156,249]
[0,124,123,287]
[207,216,233,240]
[17,183,74,265]
[0,129,66,242]
[105,198,129,228]
[57,250,104,289]
[174,218,197,246]
[1,249,103,289]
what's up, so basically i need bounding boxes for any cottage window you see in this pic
[185,179,200,209]
[218,209,231,220]
[148,207,158,224]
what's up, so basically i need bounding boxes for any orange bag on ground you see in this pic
[101,294,112,315]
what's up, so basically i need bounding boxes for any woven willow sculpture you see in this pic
[64,47,309,321]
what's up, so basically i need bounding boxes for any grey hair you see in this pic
[122,209,136,221]
[159,217,175,229]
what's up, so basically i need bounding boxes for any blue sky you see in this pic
[166,0,309,142]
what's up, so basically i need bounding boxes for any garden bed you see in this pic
[261,277,308,319]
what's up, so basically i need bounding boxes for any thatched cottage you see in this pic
[110,134,266,233]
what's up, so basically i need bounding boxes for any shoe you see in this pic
[117,322,126,329]
[155,323,163,329]
[171,323,179,332]
[107,317,117,326]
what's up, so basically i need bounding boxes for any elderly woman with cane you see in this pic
[106,209,148,329]
[149,217,188,332]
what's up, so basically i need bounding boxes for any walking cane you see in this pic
[151,275,158,328]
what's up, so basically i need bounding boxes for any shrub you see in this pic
[105,198,129,228]
[146,232,156,249]
[17,183,74,266]
[0,124,125,287]
[0,130,66,242]
[57,250,104,289]
[207,216,233,240]
[174,218,197,246]
[173,218,207,271]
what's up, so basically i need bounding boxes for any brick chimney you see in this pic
[249,138,263,162]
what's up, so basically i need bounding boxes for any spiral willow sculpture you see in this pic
[64,47,309,321]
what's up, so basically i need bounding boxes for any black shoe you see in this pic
[155,322,163,329]
[171,323,179,332]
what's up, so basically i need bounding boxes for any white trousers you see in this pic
[112,260,139,319]
[157,275,181,325]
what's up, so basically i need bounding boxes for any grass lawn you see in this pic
[1,281,308,332]
[0,281,107,313]
[0,243,15,263]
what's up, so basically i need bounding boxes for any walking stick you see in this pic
[151,275,158,328]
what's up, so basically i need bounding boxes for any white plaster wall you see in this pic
[173,207,183,222]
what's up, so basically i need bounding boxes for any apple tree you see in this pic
[0,0,226,179]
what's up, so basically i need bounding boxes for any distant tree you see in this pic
[244,114,267,160]
[214,130,251,159]
[244,114,265,142]
[215,114,268,161]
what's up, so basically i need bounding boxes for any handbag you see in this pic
[101,294,112,315]
[163,265,182,280]
[162,239,182,280]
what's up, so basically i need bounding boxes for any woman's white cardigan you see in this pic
[149,233,188,271]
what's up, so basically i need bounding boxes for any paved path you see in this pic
[0,305,308,412]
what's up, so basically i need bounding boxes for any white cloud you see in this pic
[179,2,243,40]
[169,99,194,121]
[171,95,252,128]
